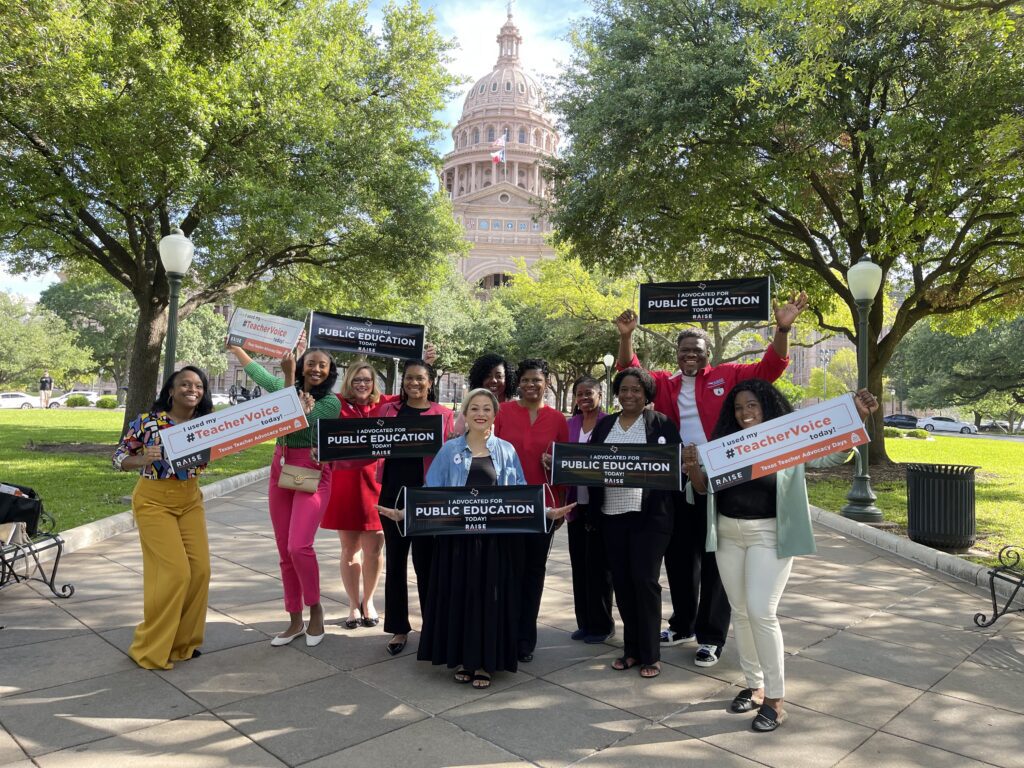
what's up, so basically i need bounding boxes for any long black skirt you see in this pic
[417,533,524,674]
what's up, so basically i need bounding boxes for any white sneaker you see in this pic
[660,629,696,646]
[694,643,722,667]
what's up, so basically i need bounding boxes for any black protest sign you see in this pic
[309,311,425,360]
[639,277,771,324]
[404,485,547,537]
[551,443,682,491]
[318,416,442,461]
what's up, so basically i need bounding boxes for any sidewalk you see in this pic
[2,481,1023,767]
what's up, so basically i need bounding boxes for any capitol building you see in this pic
[441,12,559,290]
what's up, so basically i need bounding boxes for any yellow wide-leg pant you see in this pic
[128,477,210,670]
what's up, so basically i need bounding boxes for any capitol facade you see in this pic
[441,12,559,290]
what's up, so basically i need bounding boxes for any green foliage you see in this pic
[0,0,464,417]
[906,429,930,439]
[805,368,848,402]
[64,395,90,408]
[0,409,274,530]
[772,374,806,408]
[550,0,1024,456]
[170,305,229,376]
[0,291,96,389]
[883,426,902,438]
[96,395,118,409]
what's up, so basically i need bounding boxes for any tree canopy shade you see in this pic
[0,0,464,427]
[549,0,1024,460]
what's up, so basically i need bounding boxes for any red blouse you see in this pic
[494,401,569,503]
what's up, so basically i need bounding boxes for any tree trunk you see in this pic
[121,297,168,434]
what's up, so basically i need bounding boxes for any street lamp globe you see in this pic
[847,257,883,300]
[158,228,194,275]
[602,353,614,368]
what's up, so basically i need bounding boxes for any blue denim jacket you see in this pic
[424,434,527,488]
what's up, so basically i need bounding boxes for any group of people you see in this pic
[112,291,879,731]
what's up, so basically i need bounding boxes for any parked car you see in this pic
[917,416,978,434]
[48,391,102,408]
[0,392,36,409]
[883,414,918,429]
[210,393,231,406]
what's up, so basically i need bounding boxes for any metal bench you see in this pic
[974,545,1024,627]
[0,508,75,598]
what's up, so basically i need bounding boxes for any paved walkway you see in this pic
[2,482,1023,767]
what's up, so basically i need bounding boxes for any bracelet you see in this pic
[777,325,791,334]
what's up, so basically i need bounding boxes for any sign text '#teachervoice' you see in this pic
[240,319,290,340]
[723,417,837,455]
[183,406,283,441]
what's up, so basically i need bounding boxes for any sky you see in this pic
[1,0,588,300]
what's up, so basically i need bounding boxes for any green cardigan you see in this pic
[244,361,340,448]
[688,450,859,558]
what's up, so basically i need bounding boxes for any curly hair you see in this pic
[516,357,549,380]
[151,366,214,417]
[400,359,437,403]
[710,379,794,440]
[295,349,339,402]
[467,353,516,401]
[612,367,656,402]
[676,327,711,348]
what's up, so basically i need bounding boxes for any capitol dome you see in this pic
[441,12,559,289]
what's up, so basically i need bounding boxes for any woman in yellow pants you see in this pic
[112,366,214,670]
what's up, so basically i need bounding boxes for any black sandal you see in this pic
[453,668,472,684]
[730,689,761,713]
[751,703,787,732]
[385,637,406,656]
[611,656,637,671]
[471,672,492,689]
[639,663,661,678]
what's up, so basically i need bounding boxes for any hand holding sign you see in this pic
[142,445,163,466]
[545,502,577,521]
[853,388,879,418]
[376,504,404,522]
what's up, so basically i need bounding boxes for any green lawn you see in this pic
[808,434,1024,566]
[0,410,274,531]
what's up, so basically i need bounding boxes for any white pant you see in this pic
[715,515,793,698]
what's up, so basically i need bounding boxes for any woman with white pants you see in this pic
[684,380,878,732]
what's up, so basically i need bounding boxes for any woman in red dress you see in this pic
[321,363,395,628]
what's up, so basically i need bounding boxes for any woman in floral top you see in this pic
[228,342,341,647]
[112,366,214,670]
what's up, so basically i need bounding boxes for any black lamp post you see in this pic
[158,228,194,384]
[841,255,884,523]
[602,353,615,413]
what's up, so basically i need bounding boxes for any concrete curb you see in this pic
[48,466,271,560]
[811,506,1023,607]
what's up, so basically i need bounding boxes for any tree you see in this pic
[892,320,1024,416]
[1,0,464,428]
[40,278,227,400]
[550,0,1024,460]
[0,292,95,389]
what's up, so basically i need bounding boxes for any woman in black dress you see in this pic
[378,388,573,688]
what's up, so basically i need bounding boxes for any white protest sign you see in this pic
[160,388,308,472]
[227,308,305,358]
[696,393,868,492]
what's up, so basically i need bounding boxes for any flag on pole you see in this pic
[490,134,506,165]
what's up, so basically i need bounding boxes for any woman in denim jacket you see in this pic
[379,387,572,689]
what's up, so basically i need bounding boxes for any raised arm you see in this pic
[770,291,809,359]
[614,309,639,369]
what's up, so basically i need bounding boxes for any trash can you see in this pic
[905,464,979,552]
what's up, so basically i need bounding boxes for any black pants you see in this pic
[664,492,730,646]
[567,511,613,636]
[602,510,672,665]
[517,527,556,656]
[381,515,433,635]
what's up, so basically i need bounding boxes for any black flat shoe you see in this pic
[517,652,533,663]
[343,616,361,629]
[361,614,380,628]
[386,638,406,656]
[751,703,787,732]
[730,689,761,713]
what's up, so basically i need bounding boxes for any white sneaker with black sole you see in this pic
[659,629,696,647]
[694,643,723,667]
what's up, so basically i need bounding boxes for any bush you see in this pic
[883,426,903,438]
[65,394,91,408]
[907,429,930,439]
[96,396,118,409]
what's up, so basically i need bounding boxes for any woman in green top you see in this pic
[228,343,342,647]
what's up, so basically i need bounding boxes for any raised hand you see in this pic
[294,329,307,358]
[773,291,809,330]
[853,388,879,419]
[424,342,437,366]
[615,309,638,336]
[281,351,296,379]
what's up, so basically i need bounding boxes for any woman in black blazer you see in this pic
[588,367,680,678]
